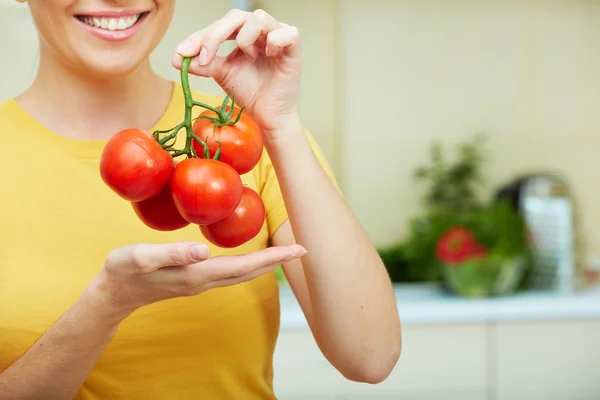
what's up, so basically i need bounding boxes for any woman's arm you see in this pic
[171,7,401,384]
[270,122,402,384]
[0,286,122,400]
[0,241,304,399]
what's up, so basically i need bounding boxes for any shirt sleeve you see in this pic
[258,129,340,239]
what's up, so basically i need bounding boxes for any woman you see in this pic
[0,1,401,399]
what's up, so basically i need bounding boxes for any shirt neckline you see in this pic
[4,81,179,160]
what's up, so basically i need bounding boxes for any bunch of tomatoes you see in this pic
[99,93,267,249]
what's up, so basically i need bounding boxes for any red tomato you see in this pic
[200,187,266,248]
[100,128,173,202]
[171,158,243,225]
[131,185,190,232]
[192,106,263,175]
[436,226,488,265]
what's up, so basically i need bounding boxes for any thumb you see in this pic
[108,242,211,275]
[171,52,229,83]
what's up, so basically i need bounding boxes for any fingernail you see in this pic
[245,46,258,61]
[265,44,274,57]
[190,244,209,261]
[296,249,308,257]
[198,48,208,65]
[176,40,193,55]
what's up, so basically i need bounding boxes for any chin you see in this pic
[78,51,151,79]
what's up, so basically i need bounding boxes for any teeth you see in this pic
[79,14,141,31]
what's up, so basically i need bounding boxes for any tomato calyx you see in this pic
[192,93,246,130]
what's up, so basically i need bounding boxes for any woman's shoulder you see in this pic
[0,98,20,125]
[0,98,41,139]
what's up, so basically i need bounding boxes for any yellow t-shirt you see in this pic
[0,83,335,399]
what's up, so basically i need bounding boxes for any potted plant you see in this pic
[378,135,531,296]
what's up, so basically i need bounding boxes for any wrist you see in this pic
[263,113,308,152]
[82,273,133,327]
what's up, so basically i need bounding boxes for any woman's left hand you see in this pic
[171,8,303,138]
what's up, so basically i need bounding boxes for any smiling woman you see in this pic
[0,1,401,399]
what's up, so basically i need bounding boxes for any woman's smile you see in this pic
[74,9,151,42]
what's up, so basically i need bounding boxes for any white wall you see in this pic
[338,0,600,257]
[0,5,39,99]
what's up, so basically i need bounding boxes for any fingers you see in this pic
[175,9,251,63]
[148,244,306,296]
[172,9,301,76]
[106,242,211,275]
[201,245,306,282]
[236,9,281,61]
[171,52,229,81]
[208,263,279,290]
[265,25,301,58]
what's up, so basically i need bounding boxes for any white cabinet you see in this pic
[274,320,600,399]
[274,284,600,398]
[494,320,600,400]
[273,324,488,399]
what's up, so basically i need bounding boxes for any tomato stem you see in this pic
[151,57,246,160]
[156,122,184,146]
[178,57,209,158]
[213,142,222,161]
[192,100,221,116]
[192,93,244,127]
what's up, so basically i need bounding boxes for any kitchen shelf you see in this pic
[279,282,600,329]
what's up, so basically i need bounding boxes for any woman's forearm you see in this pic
[0,282,123,400]
[267,121,402,383]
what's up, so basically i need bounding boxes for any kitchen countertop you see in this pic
[278,282,600,329]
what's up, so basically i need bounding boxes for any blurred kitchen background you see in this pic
[1,0,600,399]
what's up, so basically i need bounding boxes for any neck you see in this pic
[16,49,173,141]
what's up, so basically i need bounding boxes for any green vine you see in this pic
[152,56,244,160]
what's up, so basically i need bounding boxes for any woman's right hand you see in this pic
[85,241,306,321]
[0,241,304,399]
